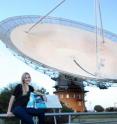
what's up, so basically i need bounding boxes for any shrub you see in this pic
[94,105,104,112]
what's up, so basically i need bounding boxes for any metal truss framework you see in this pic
[0,16,117,87]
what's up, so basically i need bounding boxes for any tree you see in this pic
[105,107,117,112]
[94,105,104,112]
[60,102,74,112]
[0,83,17,112]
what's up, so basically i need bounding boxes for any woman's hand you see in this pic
[7,111,14,117]
[33,91,47,102]
[34,91,44,96]
[43,95,47,102]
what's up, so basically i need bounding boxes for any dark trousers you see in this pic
[12,106,45,124]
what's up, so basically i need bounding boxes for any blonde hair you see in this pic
[21,72,31,95]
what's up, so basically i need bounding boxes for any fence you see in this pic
[1,112,117,124]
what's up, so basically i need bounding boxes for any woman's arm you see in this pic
[7,95,15,116]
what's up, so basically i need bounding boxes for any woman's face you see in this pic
[23,74,31,84]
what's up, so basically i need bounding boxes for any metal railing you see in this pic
[1,112,117,124]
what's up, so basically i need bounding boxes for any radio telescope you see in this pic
[0,15,117,86]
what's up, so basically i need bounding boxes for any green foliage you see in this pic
[61,102,74,112]
[94,105,104,112]
[0,83,17,112]
[105,107,117,112]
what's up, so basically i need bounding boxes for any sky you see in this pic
[0,0,117,110]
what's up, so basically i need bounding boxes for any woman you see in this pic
[7,72,46,124]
